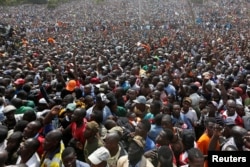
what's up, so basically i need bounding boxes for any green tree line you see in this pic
[0,0,71,9]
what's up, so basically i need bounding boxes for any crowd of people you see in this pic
[0,0,250,166]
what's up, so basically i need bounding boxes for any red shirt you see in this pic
[37,135,45,158]
[70,118,87,144]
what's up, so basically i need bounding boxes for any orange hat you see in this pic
[66,80,76,91]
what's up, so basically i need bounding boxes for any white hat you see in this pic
[96,93,110,104]
[39,98,48,105]
[2,105,16,114]
[88,147,110,165]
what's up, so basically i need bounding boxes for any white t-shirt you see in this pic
[16,152,40,167]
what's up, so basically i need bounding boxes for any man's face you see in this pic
[206,122,215,137]
[128,90,137,100]
[247,79,250,86]
[172,105,181,118]
[135,122,146,137]
[156,131,169,146]
[104,135,117,151]
[199,100,207,109]
[62,153,77,167]
[182,101,190,111]
[161,118,172,131]
[4,111,15,121]
[43,135,57,151]
[96,100,105,109]
[23,122,36,139]
[18,139,34,158]
[226,101,236,116]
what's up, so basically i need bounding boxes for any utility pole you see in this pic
[138,0,142,22]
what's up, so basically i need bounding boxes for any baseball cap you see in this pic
[86,121,99,134]
[183,97,192,104]
[66,103,76,112]
[96,93,110,104]
[108,126,123,136]
[39,98,48,105]
[133,96,146,104]
[88,147,110,165]
[2,105,16,114]
[66,80,76,92]
[14,78,25,85]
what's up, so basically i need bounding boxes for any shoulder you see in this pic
[142,156,154,167]
[104,105,111,112]
[117,155,128,164]
[76,160,90,167]
[197,133,209,143]
[86,106,94,111]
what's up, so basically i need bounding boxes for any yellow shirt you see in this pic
[41,142,65,167]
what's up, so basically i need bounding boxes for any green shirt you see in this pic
[15,106,34,114]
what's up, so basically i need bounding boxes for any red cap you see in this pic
[14,78,25,85]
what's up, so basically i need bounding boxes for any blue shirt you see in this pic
[121,81,131,91]
[171,113,193,129]
[164,84,176,96]
[86,105,112,123]
[144,136,155,152]
[148,124,162,142]
[76,160,90,167]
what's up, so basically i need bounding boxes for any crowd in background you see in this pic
[0,0,250,167]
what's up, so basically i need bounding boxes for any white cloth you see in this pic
[222,111,237,121]
[0,140,7,151]
[221,137,237,151]
[16,152,40,167]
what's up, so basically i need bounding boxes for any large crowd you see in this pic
[0,0,250,167]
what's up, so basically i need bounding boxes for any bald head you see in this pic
[105,132,121,143]
[104,119,117,130]
[46,130,63,141]
[230,126,248,150]
[74,108,86,118]
[44,130,63,152]
[25,138,40,151]
[231,126,247,137]
[226,99,236,116]
[161,114,173,130]
[227,99,236,106]
[104,131,121,153]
